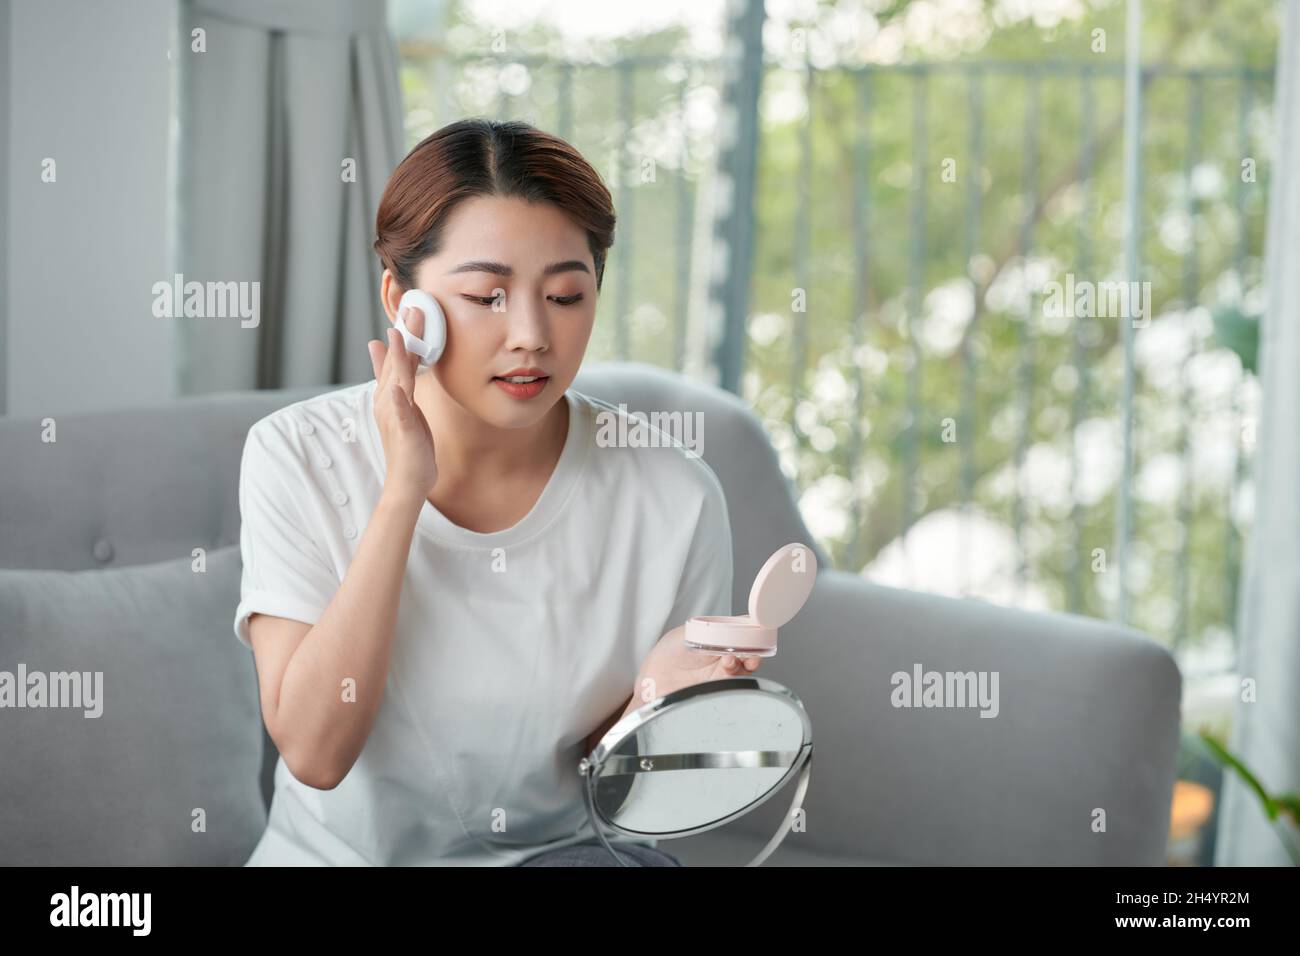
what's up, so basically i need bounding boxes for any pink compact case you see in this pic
[683,542,818,658]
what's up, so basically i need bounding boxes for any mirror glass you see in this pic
[592,686,806,837]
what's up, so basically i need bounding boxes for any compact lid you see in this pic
[748,542,818,629]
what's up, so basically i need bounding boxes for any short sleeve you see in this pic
[232,422,341,649]
[662,465,735,634]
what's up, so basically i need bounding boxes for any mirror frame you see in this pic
[576,677,813,867]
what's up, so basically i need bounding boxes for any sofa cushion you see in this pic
[0,546,266,864]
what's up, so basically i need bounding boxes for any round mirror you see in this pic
[578,677,813,866]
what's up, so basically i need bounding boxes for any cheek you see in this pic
[554,308,597,350]
[433,315,495,380]
[447,308,496,347]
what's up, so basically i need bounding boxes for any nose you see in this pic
[503,290,549,354]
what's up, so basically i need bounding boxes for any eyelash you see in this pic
[462,294,584,307]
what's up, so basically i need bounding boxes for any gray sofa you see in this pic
[0,361,1182,866]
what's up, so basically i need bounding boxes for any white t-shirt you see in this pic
[232,379,734,866]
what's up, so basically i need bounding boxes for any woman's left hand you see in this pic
[630,625,761,707]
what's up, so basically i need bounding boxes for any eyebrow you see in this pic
[445,259,590,278]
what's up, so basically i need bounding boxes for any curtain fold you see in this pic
[175,0,405,392]
[1214,0,1300,867]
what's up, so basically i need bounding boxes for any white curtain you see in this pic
[175,0,405,392]
[1215,0,1300,867]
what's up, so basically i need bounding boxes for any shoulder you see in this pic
[569,388,727,511]
[241,381,375,476]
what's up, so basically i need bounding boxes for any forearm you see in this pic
[276,486,424,786]
[584,689,638,754]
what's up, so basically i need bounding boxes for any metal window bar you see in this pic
[1173,74,1204,652]
[1114,1,1144,626]
[846,69,871,572]
[789,55,814,467]
[556,63,572,144]
[1014,73,1040,596]
[1226,76,1254,670]
[904,68,926,551]
[1067,66,1097,615]
[615,60,634,362]
[674,68,694,374]
[959,67,984,597]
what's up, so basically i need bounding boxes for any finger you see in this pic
[367,340,385,381]
[388,321,415,397]
[377,329,396,393]
[383,327,407,392]
[744,657,760,671]
[722,655,736,670]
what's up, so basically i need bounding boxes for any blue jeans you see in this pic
[516,837,683,867]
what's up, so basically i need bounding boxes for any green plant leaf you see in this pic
[1196,730,1278,819]
[1275,794,1300,827]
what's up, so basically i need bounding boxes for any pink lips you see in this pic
[492,375,549,399]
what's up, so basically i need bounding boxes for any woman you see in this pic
[232,118,760,866]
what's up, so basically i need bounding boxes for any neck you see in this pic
[413,373,568,488]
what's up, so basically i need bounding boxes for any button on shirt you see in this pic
[233,381,734,865]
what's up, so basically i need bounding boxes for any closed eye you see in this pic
[461,293,584,307]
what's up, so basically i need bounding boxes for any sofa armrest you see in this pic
[720,568,1182,864]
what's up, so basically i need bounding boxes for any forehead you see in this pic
[437,194,588,257]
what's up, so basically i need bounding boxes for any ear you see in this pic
[379,269,404,325]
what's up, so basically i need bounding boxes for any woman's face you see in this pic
[384,193,598,430]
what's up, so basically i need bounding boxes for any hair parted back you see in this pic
[373,118,617,294]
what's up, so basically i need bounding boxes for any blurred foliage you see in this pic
[1212,305,1260,375]
[394,0,1280,656]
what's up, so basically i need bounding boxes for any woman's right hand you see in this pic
[367,307,438,503]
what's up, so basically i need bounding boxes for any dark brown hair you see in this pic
[373,118,617,293]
